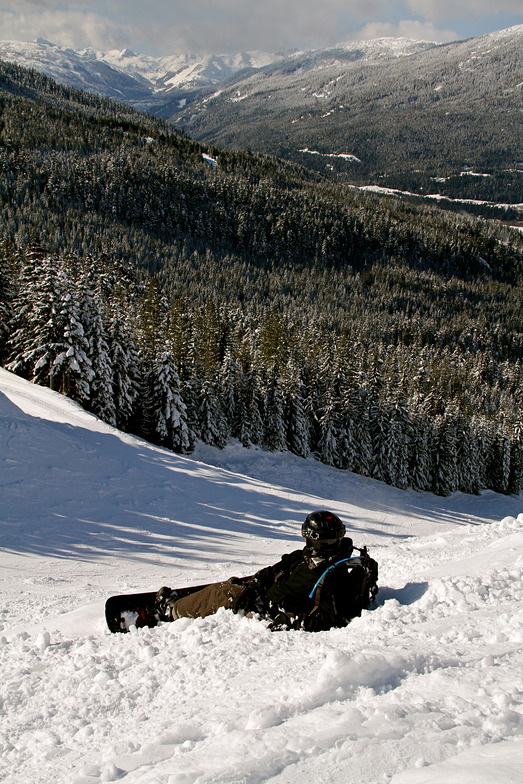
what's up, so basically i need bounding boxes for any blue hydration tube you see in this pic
[308,556,364,599]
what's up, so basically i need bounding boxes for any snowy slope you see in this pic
[0,367,522,784]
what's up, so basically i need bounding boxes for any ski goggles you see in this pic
[302,532,340,547]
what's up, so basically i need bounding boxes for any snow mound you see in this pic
[0,368,522,784]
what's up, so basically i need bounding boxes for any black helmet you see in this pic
[301,510,346,553]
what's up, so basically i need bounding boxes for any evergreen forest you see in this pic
[1,60,522,496]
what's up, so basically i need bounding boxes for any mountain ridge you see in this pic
[170,24,523,204]
[0,38,302,110]
[0,35,439,111]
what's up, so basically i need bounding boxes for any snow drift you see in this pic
[0,367,522,784]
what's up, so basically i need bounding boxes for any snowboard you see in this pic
[105,583,209,633]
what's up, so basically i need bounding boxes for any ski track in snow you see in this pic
[0,367,522,784]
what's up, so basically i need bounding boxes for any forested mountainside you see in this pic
[1,60,522,496]
[1,29,521,210]
[172,26,523,207]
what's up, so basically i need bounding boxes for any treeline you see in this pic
[1,247,521,496]
[0,60,522,495]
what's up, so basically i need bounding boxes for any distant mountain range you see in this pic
[0,36,440,114]
[1,27,522,207]
[0,38,300,112]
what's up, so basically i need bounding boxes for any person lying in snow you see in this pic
[155,510,378,632]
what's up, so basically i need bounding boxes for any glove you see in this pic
[268,610,301,632]
[155,586,177,621]
[232,577,267,615]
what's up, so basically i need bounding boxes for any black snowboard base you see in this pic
[105,584,209,633]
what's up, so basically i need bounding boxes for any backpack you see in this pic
[267,546,379,632]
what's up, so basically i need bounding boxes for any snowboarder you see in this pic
[154,510,378,632]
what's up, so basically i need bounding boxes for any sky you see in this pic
[1,0,522,56]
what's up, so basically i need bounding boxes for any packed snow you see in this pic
[0,367,522,784]
[351,184,523,217]
[202,153,218,167]
[298,148,362,163]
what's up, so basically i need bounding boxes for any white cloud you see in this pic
[0,0,390,53]
[134,0,379,53]
[0,1,520,54]
[405,0,523,21]
[0,8,133,50]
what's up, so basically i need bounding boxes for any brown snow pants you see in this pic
[170,580,246,620]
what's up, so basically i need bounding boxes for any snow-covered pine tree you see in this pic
[197,377,228,448]
[262,371,287,452]
[146,348,191,453]
[508,418,523,495]
[380,391,413,490]
[219,349,239,438]
[281,362,311,458]
[315,358,347,468]
[485,423,512,495]
[7,252,93,401]
[336,343,364,473]
[49,284,94,402]
[316,397,341,467]
[108,308,141,431]
[433,411,459,496]
[359,353,386,482]
[78,272,116,426]
[0,241,15,363]
[6,251,62,382]
[234,366,265,448]
[408,413,434,492]
[454,410,482,494]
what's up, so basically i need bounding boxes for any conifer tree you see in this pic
[108,309,141,431]
[197,377,228,448]
[235,367,265,448]
[0,241,15,363]
[6,251,63,383]
[220,349,239,437]
[262,371,287,452]
[145,348,191,453]
[454,412,481,494]
[486,424,512,495]
[281,362,311,458]
[508,415,523,496]
[50,285,94,402]
[382,390,413,490]
[79,277,116,426]
[337,343,365,473]
[433,412,459,496]
[315,358,346,468]
[316,397,341,467]
[408,412,434,492]
[7,253,93,400]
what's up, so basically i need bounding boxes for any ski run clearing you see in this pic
[0,366,522,784]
